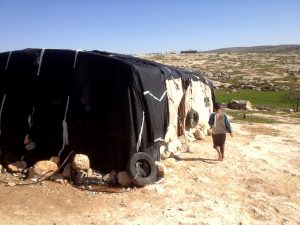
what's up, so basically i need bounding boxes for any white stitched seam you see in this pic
[5,51,12,71]
[73,50,81,69]
[143,90,167,102]
[37,49,45,76]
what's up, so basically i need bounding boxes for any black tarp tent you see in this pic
[0,49,215,175]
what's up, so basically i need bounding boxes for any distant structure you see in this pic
[165,50,177,54]
[180,50,198,54]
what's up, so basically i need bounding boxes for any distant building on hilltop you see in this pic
[180,50,198,54]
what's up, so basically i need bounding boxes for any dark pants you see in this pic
[212,133,226,156]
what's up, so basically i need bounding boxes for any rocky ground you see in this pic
[0,113,299,225]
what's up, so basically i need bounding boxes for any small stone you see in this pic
[72,154,90,170]
[22,168,29,174]
[62,163,71,178]
[0,164,2,171]
[27,167,35,179]
[193,129,206,140]
[155,186,165,194]
[50,156,60,165]
[51,173,64,184]
[27,160,58,179]
[186,132,196,142]
[87,168,93,177]
[155,161,167,177]
[159,145,166,154]
[117,171,132,187]
[173,138,182,151]
[164,158,176,168]
[90,169,103,179]
[72,169,87,184]
[8,161,27,173]
[24,134,30,145]
[207,128,212,136]
[25,141,36,151]
[167,141,177,153]
[7,182,16,187]
[161,150,171,160]
[103,170,117,184]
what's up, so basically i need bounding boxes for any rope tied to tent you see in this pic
[58,96,70,157]
[57,50,81,156]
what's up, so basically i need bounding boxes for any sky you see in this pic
[0,0,299,54]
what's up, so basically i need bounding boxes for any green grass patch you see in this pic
[225,111,278,124]
[215,89,290,109]
[289,112,300,118]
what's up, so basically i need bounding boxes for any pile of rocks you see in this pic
[1,152,171,188]
[203,71,232,83]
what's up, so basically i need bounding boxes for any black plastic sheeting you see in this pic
[0,49,215,172]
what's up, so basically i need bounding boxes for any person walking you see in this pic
[208,102,233,161]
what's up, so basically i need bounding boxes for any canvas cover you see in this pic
[0,49,215,172]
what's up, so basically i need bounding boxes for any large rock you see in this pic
[227,100,253,110]
[8,161,27,173]
[167,138,182,153]
[117,171,132,187]
[155,161,167,177]
[193,129,206,140]
[28,160,58,179]
[72,154,90,171]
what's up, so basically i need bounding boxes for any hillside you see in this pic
[141,49,300,91]
[203,44,300,54]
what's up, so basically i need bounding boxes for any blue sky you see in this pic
[0,0,299,54]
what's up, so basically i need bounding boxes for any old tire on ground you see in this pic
[127,152,157,187]
[185,109,199,128]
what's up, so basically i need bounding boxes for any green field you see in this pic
[215,89,290,109]
[225,110,279,124]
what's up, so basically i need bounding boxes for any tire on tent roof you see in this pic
[185,109,199,128]
[127,152,157,187]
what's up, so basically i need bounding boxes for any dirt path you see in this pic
[0,119,300,225]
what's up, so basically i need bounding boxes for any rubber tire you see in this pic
[185,109,199,128]
[127,152,157,187]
